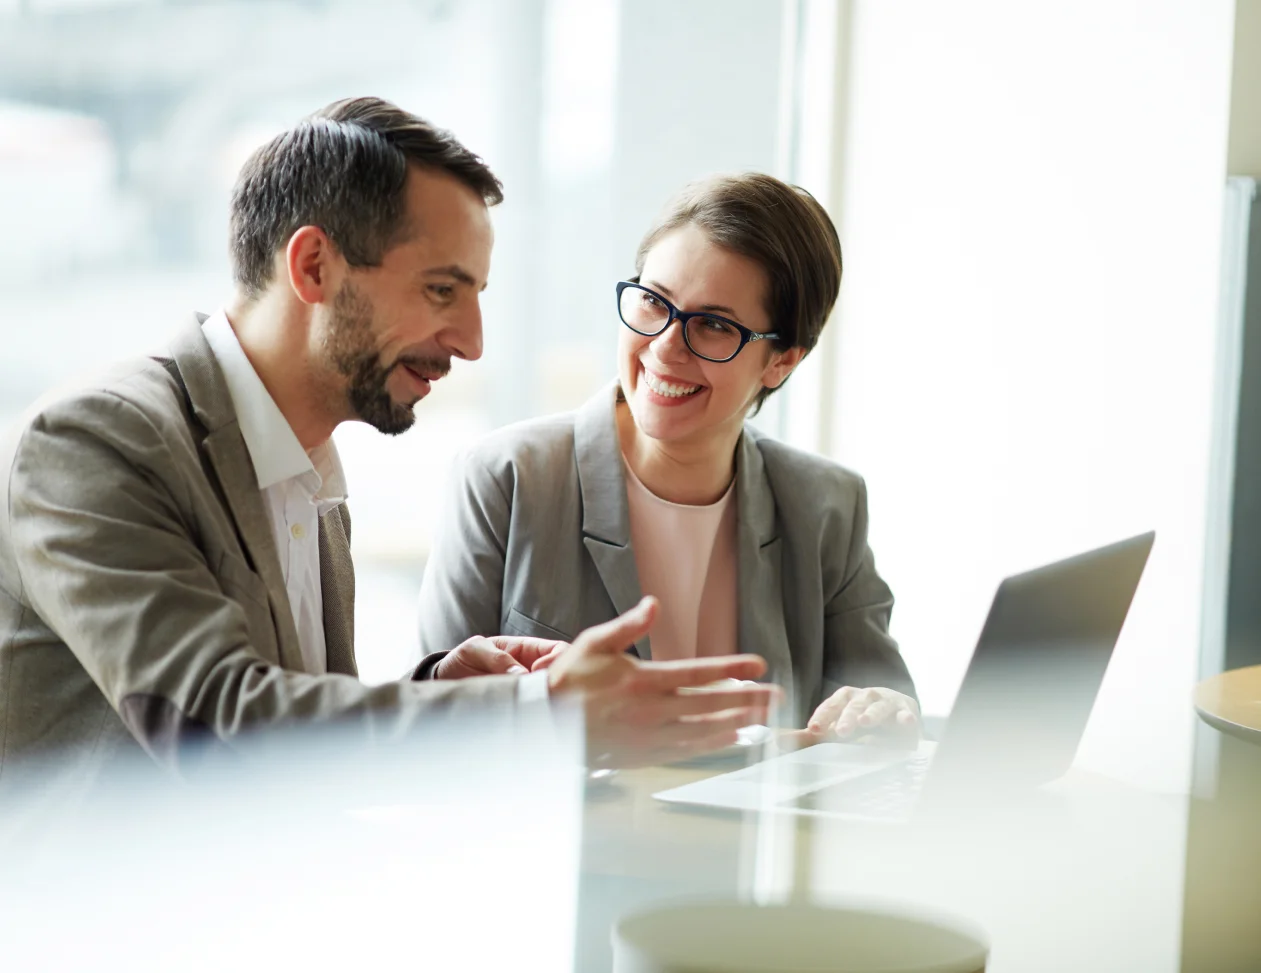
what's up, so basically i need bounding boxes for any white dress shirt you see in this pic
[202,310,346,675]
[202,310,550,702]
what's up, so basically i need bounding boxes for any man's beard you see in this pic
[323,281,446,436]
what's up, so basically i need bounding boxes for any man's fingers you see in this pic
[487,635,558,654]
[572,597,657,657]
[654,727,745,765]
[671,688,777,719]
[633,654,769,693]
[477,646,529,675]
[530,647,564,671]
[589,709,758,769]
[662,688,777,722]
[614,688,776,727]
[609,724,744,769]
[487,635,563,669]
[654,708,763,748]
[464,639,528,675]
[436,638,529,678]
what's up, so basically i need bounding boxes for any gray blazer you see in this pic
[417,383,915,725]
[0,315,519,814]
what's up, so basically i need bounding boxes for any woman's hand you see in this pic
[780,686,920,750]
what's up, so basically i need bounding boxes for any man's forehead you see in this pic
[391,197,490,282]
[403,165,491,222]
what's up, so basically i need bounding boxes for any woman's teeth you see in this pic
[644,370,701,398]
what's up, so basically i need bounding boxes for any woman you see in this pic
[417,172,918,745]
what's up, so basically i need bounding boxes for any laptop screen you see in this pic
[924,531,1155,797]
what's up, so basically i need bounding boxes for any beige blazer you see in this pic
[417,383,915,726]
[0,315,518,808]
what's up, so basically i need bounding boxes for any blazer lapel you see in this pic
[170,316,305,673]
[735,429,796,704]
[319,505,357,677]
[575,383,648,658]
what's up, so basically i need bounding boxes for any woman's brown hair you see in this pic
[634,172,842,411]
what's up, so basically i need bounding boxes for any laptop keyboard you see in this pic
[786,754,932,817]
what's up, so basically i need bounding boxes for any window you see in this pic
[0,0,798,681]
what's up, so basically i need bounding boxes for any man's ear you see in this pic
[762,346,806,390]
[284,225,338,305]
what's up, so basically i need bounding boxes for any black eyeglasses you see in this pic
[615,280,780,363]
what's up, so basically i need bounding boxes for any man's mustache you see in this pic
[390,355,452,381]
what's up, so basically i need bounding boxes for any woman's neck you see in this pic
[616,401,741,506]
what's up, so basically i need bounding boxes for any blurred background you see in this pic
[2,0,1257,806]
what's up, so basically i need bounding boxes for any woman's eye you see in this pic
[699,316,737,335]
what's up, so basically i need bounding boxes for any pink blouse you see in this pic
[622,458,739,660]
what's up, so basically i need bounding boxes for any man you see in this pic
[0,97,776,811]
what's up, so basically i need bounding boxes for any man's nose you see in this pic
[444,300,484,362]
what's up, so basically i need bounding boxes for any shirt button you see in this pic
[291,523,306,540]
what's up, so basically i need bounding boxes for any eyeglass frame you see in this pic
[615,279,781,363]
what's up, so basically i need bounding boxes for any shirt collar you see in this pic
[201,309,348,509]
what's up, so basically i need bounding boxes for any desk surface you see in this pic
[1195,665,1261,744]
[577,754,1191,973]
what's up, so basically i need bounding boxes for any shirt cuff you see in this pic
[411,651,448,680]
[515,669,551,707]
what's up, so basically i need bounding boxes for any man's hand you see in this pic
[434,635,563,680]
[779,686,919,750]
[545,597,781,768]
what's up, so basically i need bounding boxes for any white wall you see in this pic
[828,0,1237,793]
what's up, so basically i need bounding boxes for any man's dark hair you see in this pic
[229,96,504,299]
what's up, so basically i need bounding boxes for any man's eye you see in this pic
[429,284,455,301]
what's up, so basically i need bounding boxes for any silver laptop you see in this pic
[655,532,1156,822]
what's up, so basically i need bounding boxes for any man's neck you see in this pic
[224,294,339,453]
[615,402,740,506]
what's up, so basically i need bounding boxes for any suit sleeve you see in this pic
[821,475,918,706]
[7,392,520,771]
[416,449,513,664]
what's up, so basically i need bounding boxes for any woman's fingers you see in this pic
[807,686,856,733]
[806,687,918,737]
[856,698,897,728]
[833,689,893,736]
[833,688,879,736]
